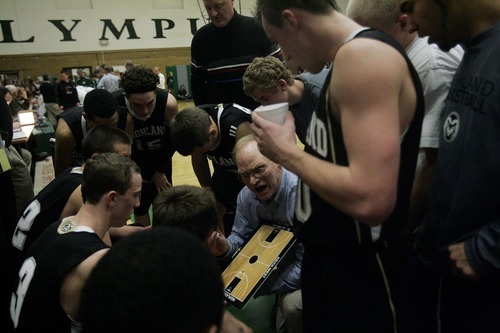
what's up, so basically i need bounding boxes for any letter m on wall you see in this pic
[100,19,140,40]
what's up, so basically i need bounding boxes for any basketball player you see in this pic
[10,153,142,332]
[116,65,178,226]
[250,0,424,331]
[11,125,135,270]
[152,185,253,333]
[170,103,253,234]
[55,88,126,175]
[80,228,224,333]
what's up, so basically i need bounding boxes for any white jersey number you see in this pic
[10,257,37,328]
[12,200,41,250]
[295,180,312,223]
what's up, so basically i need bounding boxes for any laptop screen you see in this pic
[18,111,36,126]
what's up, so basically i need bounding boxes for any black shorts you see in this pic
[301,244,397,332]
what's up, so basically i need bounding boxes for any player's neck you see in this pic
[73,203,111,239]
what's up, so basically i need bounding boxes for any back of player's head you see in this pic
[243,56,294,97]
[170,106,212,156]
[120,65,159,95]
[345,0,401,33]
[153,185,218,242]
[255,0,340,27]
[81,153,140,204]
[80,227,224,333]
[83,89,118,120]
[82,125,132,160]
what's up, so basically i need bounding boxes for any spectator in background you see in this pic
[90,71,99,87]
[153,66,166,90]
[190,0,282,110]
[57,71,80,112]
[39,73,60,125]
[166,71,174,94]
[4,85,24,116]
[0,87,34,218]
[94,65,106,86]
[176,84,191,100]
[124,60,135,72]
[177,84,191,100]
[97,66,121,93]
[76,70,95,88]
[13,86,30,110]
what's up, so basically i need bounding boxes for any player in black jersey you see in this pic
[10,153,142,332]
[54,89,127,175]
[116,66,178,226]
[170,103,253,234]
[81,228,224,333]
[251,1,424,331]
[11,125,133,272]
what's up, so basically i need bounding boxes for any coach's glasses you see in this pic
[237,164,267,182]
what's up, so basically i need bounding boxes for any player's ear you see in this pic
[107,191,118,206]
[208,125,218,138]
[206,230,218,247]
[277,79,288,91]
[282,9,298,30]
[397,14,410,32]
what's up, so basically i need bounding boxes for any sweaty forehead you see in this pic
[127,91,156,104]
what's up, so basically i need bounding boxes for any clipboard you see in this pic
[222,222,296,309]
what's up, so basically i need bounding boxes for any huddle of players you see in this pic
[7,59,295,333]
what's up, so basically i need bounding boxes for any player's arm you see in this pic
[149,93,179,192]
[235,121,253,141]
[252,41,407,226]
[164,92,178,124]
[191,153,212,187]
[54,118,76,176]
[60,248,109,321]
[60,185,83,218]
[109,225,147,241]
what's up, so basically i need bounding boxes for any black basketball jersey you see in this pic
[116,89,175,177]
[58,106,86,166]
[197,103,252,173]
[11,220,108,332]
[295,29,424,249]
[11,167,83,267]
